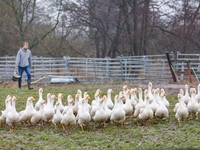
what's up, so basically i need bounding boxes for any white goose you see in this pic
[43,93,51,110]
[102,95,112,123]
[143,89,148,103]
[58,93,65,113]
[77,90,89,111]
[155,91,169,120]
[19,96,35,126]
[0,96,12,124]
[119,91,124,97]
[72,93,79,116]
[61,97,76,132]
[123,85,128,93]
[54,93,64,113]
[150,89,159,116]
[110,94,126,126]
[173,89,186,113]
[182,84,191,105]
[123,89,133,122]
[43,94,56,123]
[147,82,154,103]
[6,96,19,131]
[77,95,91,131]
[90,92,101,118]
[106,89,114,110]
[35,88,44,111]
[112,95,120,113]
[122,85,128,103]
[43,93,51,111]
[138,94,153,125]
[30,100,46,127]
[91,89,101,106]
[187,88,198,120]
[160,89,170,108]
[93,96,107,127]
[133,88,146,119]
[197,85,200,115]
[130,88,138,111]
[155,88,161,103]
[52,101,63,130]
[175,93,188,126]
[83,92,91,111]
[77,89,83,105]
[83,91,89,98]
[195,83,200,103]
[62,95,74,115]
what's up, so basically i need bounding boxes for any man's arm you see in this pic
[15,50,20,68]
[29,50,32,68]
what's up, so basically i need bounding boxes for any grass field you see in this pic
[0,81,200,150]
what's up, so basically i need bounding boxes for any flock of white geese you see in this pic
[0,82,200,132]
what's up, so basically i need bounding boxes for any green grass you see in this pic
[0,82,200,149]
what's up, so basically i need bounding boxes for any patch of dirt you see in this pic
[135,82,199,95]
[1,80,199,95]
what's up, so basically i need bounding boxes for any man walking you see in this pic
[15,42,33,90]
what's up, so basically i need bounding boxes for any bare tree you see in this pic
[1,0,200,57]
[0,0,63,55]
[155,0,200,54]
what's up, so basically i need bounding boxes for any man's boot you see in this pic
[27,80,33,90]
[18,81,21,89]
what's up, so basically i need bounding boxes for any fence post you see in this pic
[170,51,175,60]
[86,58,88,78]
[186,60,192,83]
[161,59,164,78]
[106,57,110,82]
[92,59,97,82]
[119,55,125,82]
[124,59,127,79]
[6,55,8,81]
[180,62,184,82]
[166,52,179,82]
[144,56,149,79]
[63,56,70,77]
[33,56,35,78]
